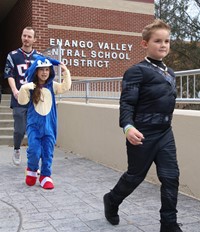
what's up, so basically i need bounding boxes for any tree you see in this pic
[155,0,200,71]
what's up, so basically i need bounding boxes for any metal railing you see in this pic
[60,69,200,103]
[61,77,122,103]
[42,44,200,104]
[175,69,200,102]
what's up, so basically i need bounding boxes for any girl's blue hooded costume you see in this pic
[18,56,71,179]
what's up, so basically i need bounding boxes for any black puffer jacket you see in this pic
[120,60,176,129]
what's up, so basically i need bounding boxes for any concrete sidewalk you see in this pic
[0,145,200,232]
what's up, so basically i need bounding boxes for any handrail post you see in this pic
[57,43,62,101]
[86,81,89,104]
[58,43,62,82]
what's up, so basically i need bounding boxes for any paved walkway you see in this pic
[0,145,200,232]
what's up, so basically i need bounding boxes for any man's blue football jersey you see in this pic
[4,48,41,108]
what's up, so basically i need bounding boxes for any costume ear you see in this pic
[47,57,60,66]
[32,54,44,60]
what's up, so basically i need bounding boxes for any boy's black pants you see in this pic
[110,126,179,224]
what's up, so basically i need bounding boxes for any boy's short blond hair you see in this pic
[142,19,171,41]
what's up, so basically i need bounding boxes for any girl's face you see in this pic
[141,29,170,60]
[37,67,50,84]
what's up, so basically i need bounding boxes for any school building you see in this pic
[0,0,154,91]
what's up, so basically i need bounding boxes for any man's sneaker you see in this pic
[160,223,183,232]
[12,149,21,166]
[103,193,119,225]
[37,169,40,176]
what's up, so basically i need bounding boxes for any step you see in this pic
[0,127,13,136]
[0,106,12,113]
[0,94,15,146]
[0,99,10,107]
[1,94,11,101]
[0,135,27,146]
[0,112,13,120]
[0,119,14,127]
[0,135,13,146]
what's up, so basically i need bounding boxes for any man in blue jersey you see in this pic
[4,27,41,165]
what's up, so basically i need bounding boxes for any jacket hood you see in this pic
[25,55,60,84]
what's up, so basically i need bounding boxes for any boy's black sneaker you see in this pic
[103,193,119,225]
[160,223,183,232]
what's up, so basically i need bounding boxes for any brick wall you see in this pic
[48,29,146,77]
[48,4,151,33]
[0,0,32,91]
[0,0,154,89]
[47,1,154,78]
[32,0,49,51]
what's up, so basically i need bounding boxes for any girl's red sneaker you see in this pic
[39,176,54,189]
[25,168,37,186]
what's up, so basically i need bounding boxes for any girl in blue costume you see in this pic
[18,56,71,189]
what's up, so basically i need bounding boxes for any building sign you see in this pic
[49,38,133,68]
